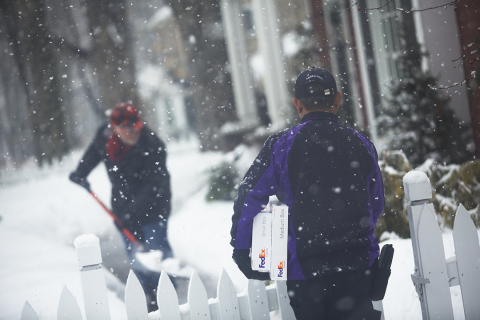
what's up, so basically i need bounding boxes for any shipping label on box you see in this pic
[270,203,288,280]
[251,211,272,272]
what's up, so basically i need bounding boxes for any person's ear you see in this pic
[293,97,304,117]
[333,91,343,111]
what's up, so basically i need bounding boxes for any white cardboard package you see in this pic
[251,211,272,272]
[270,203,288,280]
[251,201,289,279]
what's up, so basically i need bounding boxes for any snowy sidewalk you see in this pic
[0,141,228,319]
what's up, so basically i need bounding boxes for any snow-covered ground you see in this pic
[0,139,475,319]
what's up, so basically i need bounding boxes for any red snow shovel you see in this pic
[87,190,145,251]
[88,190,191,278]
[71,179,193,278]
[70,174,145,250]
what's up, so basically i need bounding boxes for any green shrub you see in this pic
[375,150,411,239]
[206,162,240,202]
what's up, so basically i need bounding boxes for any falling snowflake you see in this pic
[113,165,118,172]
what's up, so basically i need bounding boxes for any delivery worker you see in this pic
[230,67,385,319]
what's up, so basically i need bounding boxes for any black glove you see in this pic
[69,171,91,191]
[233,248,270,280]
[371,244,394,301]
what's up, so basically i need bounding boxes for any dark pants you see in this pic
[122,220,173,295]
[287,268,382,320]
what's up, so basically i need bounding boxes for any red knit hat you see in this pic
[110,103,144,131]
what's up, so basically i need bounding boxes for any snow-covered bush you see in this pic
[376,150,480,240]
[419,159,480,229]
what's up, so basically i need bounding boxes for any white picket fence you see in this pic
[19,232,385,320]
[20,233,298,320]
[403,170,480,320]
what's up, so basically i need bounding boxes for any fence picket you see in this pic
[74,235,111,320]
[157,271,181,320]
[453,204,480,320]
[245,279,270,319]
[274,281,296,320]
[57,287,82,320]
[208,297,221,319]
[20,302,39,320]
[216,269,241,320]
[188,271,211,319]
[237,292,250,320]
[265,283,279,312]
[372,300,385,320]
[417,203,454,319]
[125,270,149,320]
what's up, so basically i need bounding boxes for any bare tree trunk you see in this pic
[82,0,140,112]
[0,56,32,166]
[167,1,237,151]
[1,0,69,166]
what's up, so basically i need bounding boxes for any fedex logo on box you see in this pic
[271,259,286,279]
[258,249,267,268]
[277,261,284,277]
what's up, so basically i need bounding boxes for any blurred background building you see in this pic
[0,0,478,170]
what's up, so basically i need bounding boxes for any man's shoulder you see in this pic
[346,127,370,142]
[265,124,303,146]
[267,127,290,141]
[345,127,379,160]
[140,126,166,149]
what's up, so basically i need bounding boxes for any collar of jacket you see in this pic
[301,111,340,123]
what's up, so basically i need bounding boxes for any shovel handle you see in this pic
[88,191,144,249]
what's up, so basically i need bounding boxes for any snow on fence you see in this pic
[18,232,385,320]
[20,233,387,319]
[404,171,480,320]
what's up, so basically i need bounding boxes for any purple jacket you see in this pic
[231,111,385,279]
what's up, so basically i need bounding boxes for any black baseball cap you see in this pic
[294,67,337,99]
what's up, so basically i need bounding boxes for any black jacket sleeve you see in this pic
[231,130,286,248]
[73,124,109,179]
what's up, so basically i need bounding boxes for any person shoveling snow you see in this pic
[69,102,183,311]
